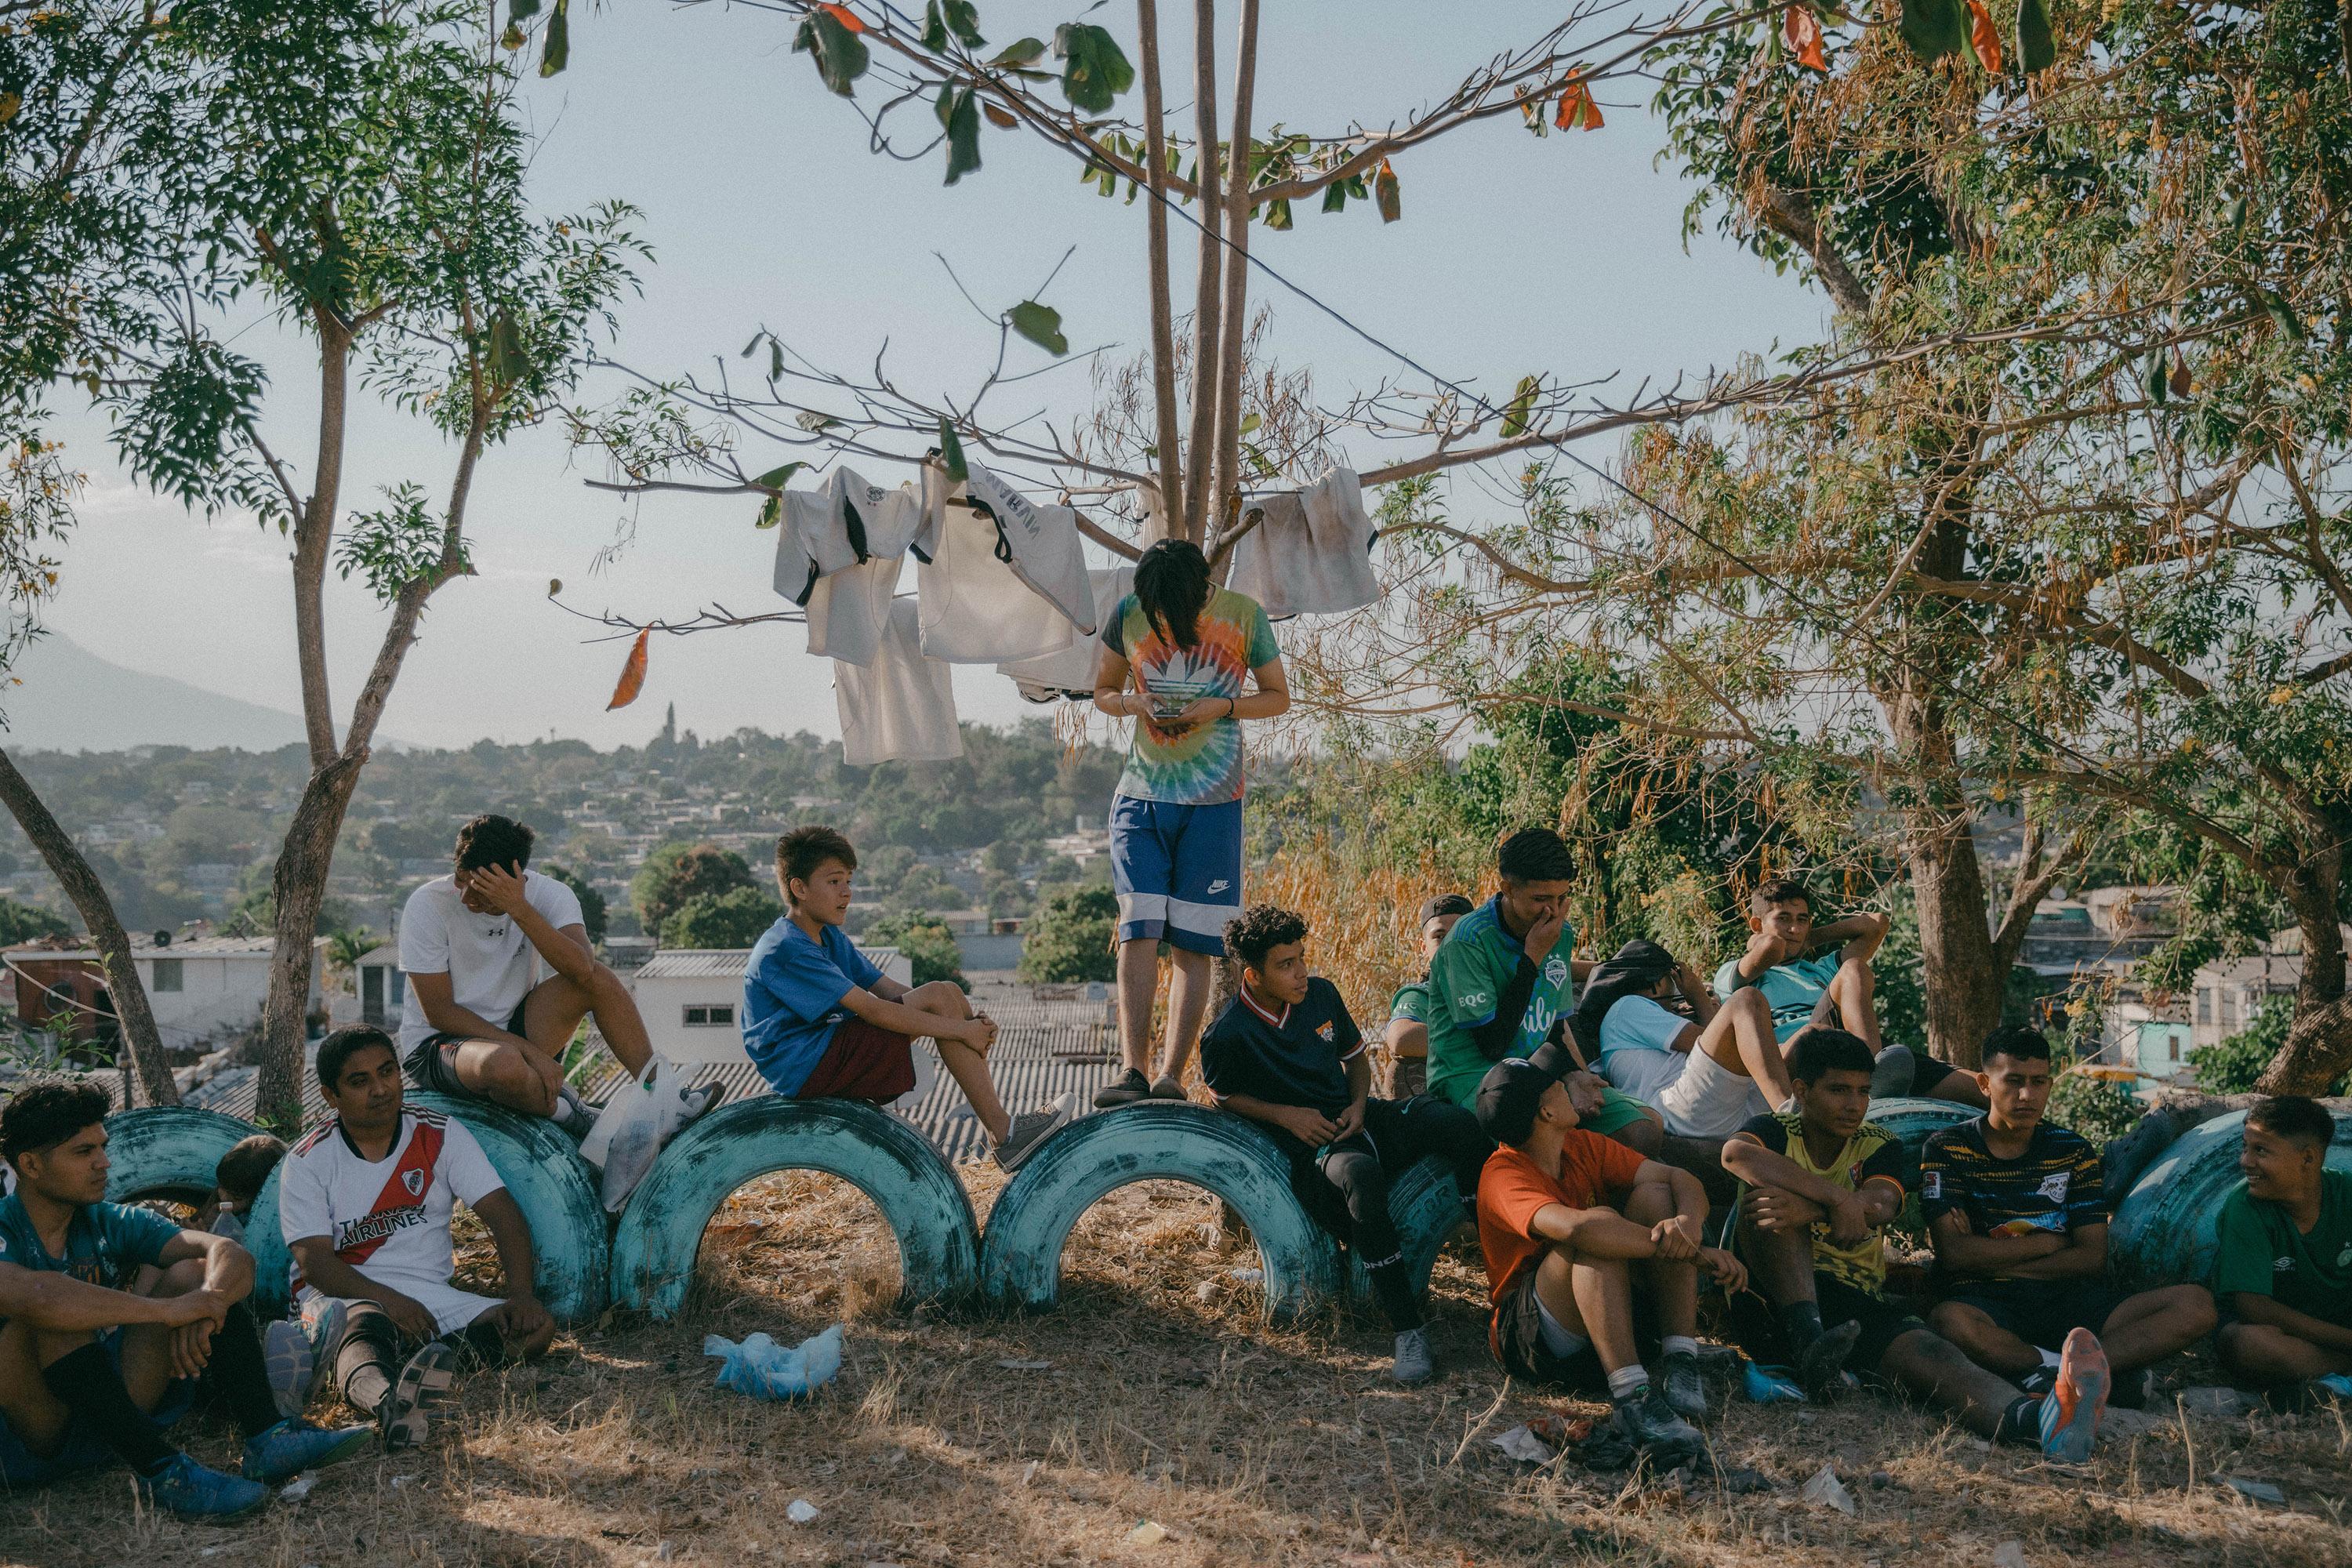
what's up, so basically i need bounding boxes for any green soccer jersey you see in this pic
[1425,895,1577,1106]
[2212,1167,2352,1328]
[1388,979,1430,1025]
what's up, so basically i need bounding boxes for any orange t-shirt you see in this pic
[1476,1133,1648,1303]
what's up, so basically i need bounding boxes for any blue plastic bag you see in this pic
[704,1323,845,1400]
[1742,1359,1805,1403]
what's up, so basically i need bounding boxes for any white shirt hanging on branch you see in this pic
[774,467,925,667]
[836,596,963,766]
[1225,465,1381,619]
[996,565,1135,702]
[913,463,1088,662]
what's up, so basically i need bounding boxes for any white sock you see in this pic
[1777,1094,1799,1114]
[1662,1335,1700,1360]
[1606,1365,1650,1402]
[2039,1346,2063,1369]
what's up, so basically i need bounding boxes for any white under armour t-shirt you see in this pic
[278,1106,507,1334]
[396,869,584,1053]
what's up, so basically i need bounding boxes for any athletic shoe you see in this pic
[1389,1327,1434,1385]
[2108,1366,2154,1410]
[303,1299,353,1410]
[379,1341,459,1451]
[1611,1385,1705,1458]
[241,1416,374,1483]
[681,1079,728,1123]
[2038,1327,2109,1464]
[552,1084,595,1138]
[2019,1364,2058,1398]
[138,1452,270,1523]
[1092,1069,1151,1108]
[1797,1319,1862,1400]
[263,1318,315,1421]
[993,1095,1076,1172]
[1661,1351,1708,1421]
[2316,1373,2352,1401]
[1148,1076,1189,1101]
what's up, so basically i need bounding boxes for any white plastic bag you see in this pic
[703,1323,844,1400]
[581,1054,690,1211]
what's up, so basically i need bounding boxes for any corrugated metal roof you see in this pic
[5,935,290,960]
[634,944,901,981]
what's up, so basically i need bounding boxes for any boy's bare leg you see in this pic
[2217,1322,2352,1385]
[1531,1246,1640,1374]
[902,981,1013,1143]
[1116,939,1159,1076]
[1878,1327,2032,1439]
[1624,1181,1699,1340]
[1694,987,1795,1105]
[1156,946,1214,1085]
[0,1316,74,1457]
[2096,1284,2217,1373]
[1826,955,1883,1049]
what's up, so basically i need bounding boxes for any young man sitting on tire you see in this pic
[1721,1029,2111,1461]
[0,1080,371,1520]
[1200,904,1490,1385]
[397,813,719,1132]
[1921,1025,2214,1410]
[1471,1054,1741,1460]
[743,826,1070,1171]
[2210,1094,2352,1409]
[281,1026,558,1450]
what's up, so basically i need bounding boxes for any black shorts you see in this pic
[1490,1266,1612,1393]
[1729,1269,1928,1374]
[404,1001,531,1099]
[1936,1277,2134,1351]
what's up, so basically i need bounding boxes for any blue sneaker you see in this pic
[2038,1327,2109,1464]
[2316,1374,2352,1400]
[138,1451,270,1522]
[241,1416,374,1483]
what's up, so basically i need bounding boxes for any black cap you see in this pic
[1474,1057,1562,1146]
[1418,894,1475,927]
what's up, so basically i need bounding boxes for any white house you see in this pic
[4,933,323,1053]
[629,945,909,1065]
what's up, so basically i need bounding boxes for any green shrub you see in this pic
[660,885,784,948]
[864,912,966,989]
[1018,886,1117,983]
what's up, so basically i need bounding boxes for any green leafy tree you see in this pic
[865,911,966,989]
[661,886,786,949]
[632,842,756,939]
[1017,886,1117,984]
[0,896,68,946]
[2191,996,2352,1097]
[540,863,607,948]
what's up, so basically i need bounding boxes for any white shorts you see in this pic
[1652,1043,1769,1139]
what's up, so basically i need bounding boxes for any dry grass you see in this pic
[6,1171,2351,1568]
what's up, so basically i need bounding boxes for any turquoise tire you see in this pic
[611,1096,979,1320]
[1348,1156,1465,1310]
[1864,1095,1980,1166]
[103,1106,262,1203]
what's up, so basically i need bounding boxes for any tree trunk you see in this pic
[293,316,353,769]
[2257,867,2352,1094]
[1134,0,1185,528]
[0,748,178,1105]
[1206,0,1260,543]
[1178,0,1222,543]
[1900,782,2007,1069]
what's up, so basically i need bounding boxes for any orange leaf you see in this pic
[606,630,649,710]
[1784,5,1828,71]
[815,2,867,34]
[982,101,1017,129]
[1553,71,1603,132]
[1967,0,2002,72]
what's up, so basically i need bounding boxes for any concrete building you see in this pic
[5,933,324,1053]
[628,945,910,1066]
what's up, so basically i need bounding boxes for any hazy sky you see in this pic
[40,0,1828,753]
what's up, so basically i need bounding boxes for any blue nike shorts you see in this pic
[1110,795,1243,956]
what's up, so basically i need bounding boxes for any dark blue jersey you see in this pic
[1200,977,1364,1118]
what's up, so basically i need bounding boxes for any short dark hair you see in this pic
[1496,827,1575,884]
[1225,904,1308,972]
[2246,1095,2336,1150]
[1751,878,1813,916]
[318,1024,400,1092]
[216,1134,288,1203]
[0,1078,111,1164]
[1789,1028,1875,1083]
[454,813,535,873]
[1980,1025,2053,1067]
[777,825,857,895]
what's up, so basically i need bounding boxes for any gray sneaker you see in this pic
[379,1341,457,1451]
[263,1317,315,1421]
[681,1079,728,1124]
[1611,1385,1704,1460]
[1389,1327,1435,1385]
[300,1298,352,1412]
[993,1094,1076,1172]
[1661,1351,1708,1421]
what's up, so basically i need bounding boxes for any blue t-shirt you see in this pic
[742,917,887,1096]
[0,1192,181,1329]
[1715,951,1843,1043]
[1596,994,1692,1105]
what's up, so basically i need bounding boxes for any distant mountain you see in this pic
[0,633,411,754]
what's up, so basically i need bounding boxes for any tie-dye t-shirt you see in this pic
[1102,586,1279,804]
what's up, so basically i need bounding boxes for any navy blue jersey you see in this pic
[1200,977,1364,1117]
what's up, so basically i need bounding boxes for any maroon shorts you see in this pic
[795,1018,916,1102]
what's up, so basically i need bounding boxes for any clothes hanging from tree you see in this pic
[775,468,924,666]
[1225,465,1381,619]
[836,596,962,766]
[913,463,1086,662]
[996,566,1135,702]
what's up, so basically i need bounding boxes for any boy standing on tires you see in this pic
[744,826,1069,1171]
[1199,904,1489,1385]
[281,1026,557,1449]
